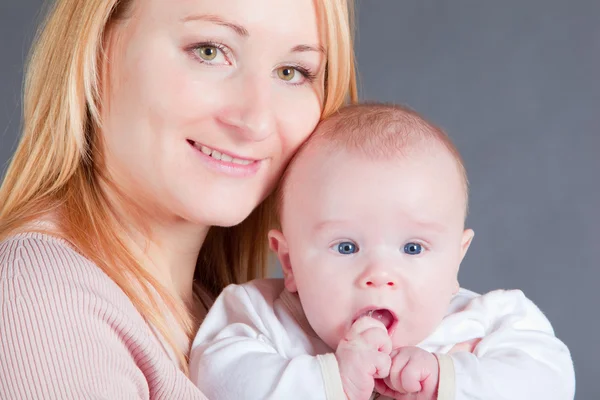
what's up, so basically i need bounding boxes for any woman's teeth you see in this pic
[196,143,253,165]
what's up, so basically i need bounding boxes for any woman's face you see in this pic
[101,0,326,227]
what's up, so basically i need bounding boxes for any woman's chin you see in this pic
[188,206,255,229]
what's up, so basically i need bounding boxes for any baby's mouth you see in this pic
[354,308,398,334]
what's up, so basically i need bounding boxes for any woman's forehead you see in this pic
[132,0,324,45]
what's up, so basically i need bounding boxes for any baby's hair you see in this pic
[276,103,469,221]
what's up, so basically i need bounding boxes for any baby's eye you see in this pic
[333,241,358,255]
[403,242,423,255]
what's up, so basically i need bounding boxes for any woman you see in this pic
[0,0,357,398]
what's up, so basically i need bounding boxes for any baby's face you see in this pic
[273,144,473,350]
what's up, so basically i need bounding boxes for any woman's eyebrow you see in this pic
[292,44,326,55]
[181,13,325,55]
[181,14,249,37]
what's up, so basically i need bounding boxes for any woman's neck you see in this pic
[101,179,209,307]
[135,220,208,306]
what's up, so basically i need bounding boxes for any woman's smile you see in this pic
[187,139,264,177]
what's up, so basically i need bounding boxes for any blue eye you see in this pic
[335,242,358,255]
[404,242,423,255]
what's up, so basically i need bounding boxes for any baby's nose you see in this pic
[360,271,398,288]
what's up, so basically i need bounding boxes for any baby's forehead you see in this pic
[279,140,468,221]
[284,141,448,192]
[278,151,467,238]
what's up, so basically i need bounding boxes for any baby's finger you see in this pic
[372,351,392,379]
[348,315,387,337]
[374,379,398,398]
[360,327,393,353]
[385,349,412,393]
[398,360,424,394]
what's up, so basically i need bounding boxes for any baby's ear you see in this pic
[268,229,297,292]
[452,229,474,295]
[460,229,475,263]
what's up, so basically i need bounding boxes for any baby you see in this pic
[189,104,574,400]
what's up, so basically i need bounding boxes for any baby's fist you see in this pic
[375,346,439,399]
[336,317,392,400]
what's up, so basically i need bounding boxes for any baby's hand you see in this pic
[336,317,392,400]
[374,346,439,400]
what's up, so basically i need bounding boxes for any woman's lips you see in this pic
[187,139,263,177]
[187,140,257,165]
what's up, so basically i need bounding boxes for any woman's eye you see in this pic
[403,242,423,255]
[277,67,296,81]
[194,45,228,64]
[276,66,313,84]
[333,241,358,255]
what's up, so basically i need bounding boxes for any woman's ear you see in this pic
[268,229,297,292]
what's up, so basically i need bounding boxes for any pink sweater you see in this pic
[0,233,208,399]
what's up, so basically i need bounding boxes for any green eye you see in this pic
[197,46,218,61]
[277,67,296,81]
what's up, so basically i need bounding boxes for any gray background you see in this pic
[1,1,597,398]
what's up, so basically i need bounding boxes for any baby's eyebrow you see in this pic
[312,220,348,233]
[411,220,447,233]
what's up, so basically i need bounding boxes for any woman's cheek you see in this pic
[278,93,322,151]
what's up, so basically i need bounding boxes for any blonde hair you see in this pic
[277,103,469,218]
[0,0,358,373]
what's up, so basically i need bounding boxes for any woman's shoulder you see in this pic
[2,231,101,272]
[1,232,136,308]
[0,231,146,341]
[0,232,206,399]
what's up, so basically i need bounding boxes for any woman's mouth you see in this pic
[187,140,256,165]
[187,140,263,177]
[354,308,398,335]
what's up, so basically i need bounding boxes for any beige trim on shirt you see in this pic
[318,353,346,400]
[435,353,456,400]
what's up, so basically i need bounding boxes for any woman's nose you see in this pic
[217,76,275,143]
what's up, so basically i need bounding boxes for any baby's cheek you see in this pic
[300,300,337,347]
[420,303,451,336]
[321,312,346,348]
[400,306,447,346]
